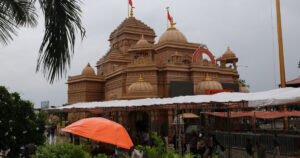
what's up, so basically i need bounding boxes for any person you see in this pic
[50,125,56,144]
[115,147,119,158]
[143,132,150,146]
[246,138,253,158]
[214,136,225,158]
[189,131,198,155]
[293,125,297,131]
[272,134,280,158]
[208,134,214,158]
[255,141,266,158]
[197,134,206,158]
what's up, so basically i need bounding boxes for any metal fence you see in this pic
[213,131,300,155]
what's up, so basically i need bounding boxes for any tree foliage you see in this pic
[0,0,85,83]
[0,86,46,157]
[238,79,250,88]
[298,61,300,69]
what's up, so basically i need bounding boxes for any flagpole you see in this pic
[276,0,288,129]
[166,6,169,29]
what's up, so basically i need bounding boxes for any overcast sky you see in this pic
[0,0,299,108]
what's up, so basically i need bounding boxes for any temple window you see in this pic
[182,60,190,65]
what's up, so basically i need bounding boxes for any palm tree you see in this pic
[0,0,85,83]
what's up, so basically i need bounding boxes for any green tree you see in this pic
[0,0,85,83]
[238,79,250,88]
[298,61,300,68]
[0,86,47,157]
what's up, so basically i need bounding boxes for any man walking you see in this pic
[272,134,280,158]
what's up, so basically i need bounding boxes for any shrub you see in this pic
[32,143,90,158]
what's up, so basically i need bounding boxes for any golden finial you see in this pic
[130,7,133,17]
[204,73,212,81]
[138,74,144,82]
[141,34,144,40]
[227,46,230,50]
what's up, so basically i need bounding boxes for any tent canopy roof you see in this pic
[53,88,300,110]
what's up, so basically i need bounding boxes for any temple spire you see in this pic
[128,0,134,17]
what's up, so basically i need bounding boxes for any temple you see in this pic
[67,13,248,104]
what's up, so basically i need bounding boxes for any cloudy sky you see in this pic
[0,0,299,108]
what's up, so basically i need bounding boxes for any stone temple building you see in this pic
[67,14,248,105]
[62,12,252,142]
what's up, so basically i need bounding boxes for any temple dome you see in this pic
[132,35,153,49]
[222,46,236,59]
[128,75,153,94]
[239,86,249,93]
[195,74,223,94]
[158,28,187,44]
[81,63,96,76]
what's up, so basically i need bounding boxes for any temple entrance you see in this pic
[128,111,150,145]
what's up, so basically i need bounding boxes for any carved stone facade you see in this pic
[67,16,243,104]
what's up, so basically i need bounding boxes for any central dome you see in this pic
[158,28,187,44]
[128,75,154,94]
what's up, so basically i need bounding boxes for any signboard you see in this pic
[41,101,49,109]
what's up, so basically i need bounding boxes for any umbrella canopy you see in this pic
[62,117,133,149]
[180,113,200,119]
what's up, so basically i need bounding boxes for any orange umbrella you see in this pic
[62,117,133,149]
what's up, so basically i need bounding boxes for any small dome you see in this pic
[132,34,153,49]
[239,86,249,93]
[158,28,187,43]
[196,74,223,94]
[81,63,96,76]
[222,46,236,59]
[128,75,153,94]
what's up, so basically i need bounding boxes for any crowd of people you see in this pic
[173,131,226,158]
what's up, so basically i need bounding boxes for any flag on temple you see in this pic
[167,9,176,25]
[167,10,172,21]
[129,0,134,8]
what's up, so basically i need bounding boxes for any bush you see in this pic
[135,132,195,158]
[32,143,90,158]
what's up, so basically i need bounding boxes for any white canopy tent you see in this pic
[53,87,300,110]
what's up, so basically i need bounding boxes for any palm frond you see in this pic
[0,10,17,45]
[37,0,85,83]
[0,0,37,45]
[1,0,37,26]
